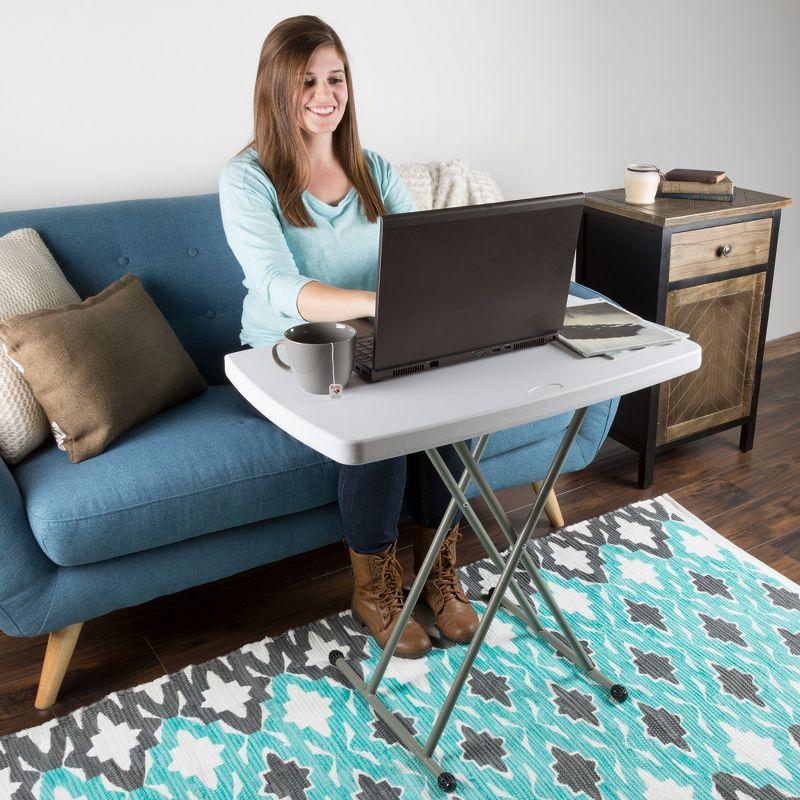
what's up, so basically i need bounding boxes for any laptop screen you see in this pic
[373,193,584,370]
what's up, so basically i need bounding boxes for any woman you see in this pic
[218,15,479,659]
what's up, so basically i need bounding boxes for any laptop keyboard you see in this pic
[355,336,374,365]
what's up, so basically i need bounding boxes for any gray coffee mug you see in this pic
[271,322,356,394]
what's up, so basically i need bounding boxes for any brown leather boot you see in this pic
[348,542,432,659]
[413,522,480,644]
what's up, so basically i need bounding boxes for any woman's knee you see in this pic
[340,455,405,481]
[338,456,406,498]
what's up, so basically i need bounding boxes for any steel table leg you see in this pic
[431,441,613,689]
[367,434,490,694]
[330,408,629,792]
[452,439,596,674]
[425,447,546,636]
[330,434,489,793]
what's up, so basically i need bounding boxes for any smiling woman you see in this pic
[218,14,479,662]
[218,16,419,345]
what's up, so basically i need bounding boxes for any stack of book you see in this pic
[656,168,735,202]
[558,298,689,358]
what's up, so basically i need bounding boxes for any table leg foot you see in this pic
[330,650,451,786]
[437,772,457,793]
[486,592,629,697]
[610,684,629,703]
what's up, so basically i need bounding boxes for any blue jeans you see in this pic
[237,348,464,555]
[339,445,466,554]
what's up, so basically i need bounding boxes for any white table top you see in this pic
[224,337,701,465]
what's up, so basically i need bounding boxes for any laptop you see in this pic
[351,192,584,382]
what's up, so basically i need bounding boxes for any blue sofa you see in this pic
[0,193,618,708]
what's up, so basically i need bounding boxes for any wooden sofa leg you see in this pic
[35,622,83,710]
[531,481,564,528]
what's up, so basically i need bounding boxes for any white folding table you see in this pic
[224,337,701,793]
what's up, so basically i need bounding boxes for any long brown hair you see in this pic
[237,15,386,228]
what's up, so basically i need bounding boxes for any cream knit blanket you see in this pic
[395,158,504,211]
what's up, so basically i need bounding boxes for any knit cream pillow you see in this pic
[0,228,81,463]
[396,159,505,211]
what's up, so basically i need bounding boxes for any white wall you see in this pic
[2,0,797,339]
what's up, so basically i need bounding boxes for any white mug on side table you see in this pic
[624,164,661,205]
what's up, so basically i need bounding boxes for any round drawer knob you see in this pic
[718,244,733,257]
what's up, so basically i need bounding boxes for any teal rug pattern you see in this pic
[1,495,799,799]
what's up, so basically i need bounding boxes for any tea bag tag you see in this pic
[328,342,343,399]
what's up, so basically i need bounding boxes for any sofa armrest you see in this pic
[0,458,57,636]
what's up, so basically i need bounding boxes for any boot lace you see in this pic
[372,547,404,623]
[433,530,467,603]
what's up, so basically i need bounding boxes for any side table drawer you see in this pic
[656,272,765,445]
[669,218,772,282]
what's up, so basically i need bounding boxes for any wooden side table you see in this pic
[576,187,792,489]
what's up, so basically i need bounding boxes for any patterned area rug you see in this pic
[1,495,799,799]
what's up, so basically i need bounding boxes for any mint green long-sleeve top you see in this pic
[218,146,418,348]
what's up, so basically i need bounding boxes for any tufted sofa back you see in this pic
[0,160,502,385]
[0,194,245,385]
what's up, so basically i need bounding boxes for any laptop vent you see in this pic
[512,333,554,351]
[392,363,426,377]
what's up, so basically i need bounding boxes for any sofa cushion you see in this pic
[12,387,578,569]
[12,384,340,567]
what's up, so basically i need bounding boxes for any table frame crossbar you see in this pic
[330,407,628,793]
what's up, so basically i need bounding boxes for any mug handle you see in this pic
[271,340,291,371]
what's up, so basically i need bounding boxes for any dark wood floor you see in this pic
[2,340,799,738]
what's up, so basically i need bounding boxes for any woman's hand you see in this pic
[296,281,375,321]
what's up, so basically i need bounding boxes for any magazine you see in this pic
[558,299,688,358]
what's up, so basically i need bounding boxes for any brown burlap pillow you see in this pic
[0,273,207,463]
